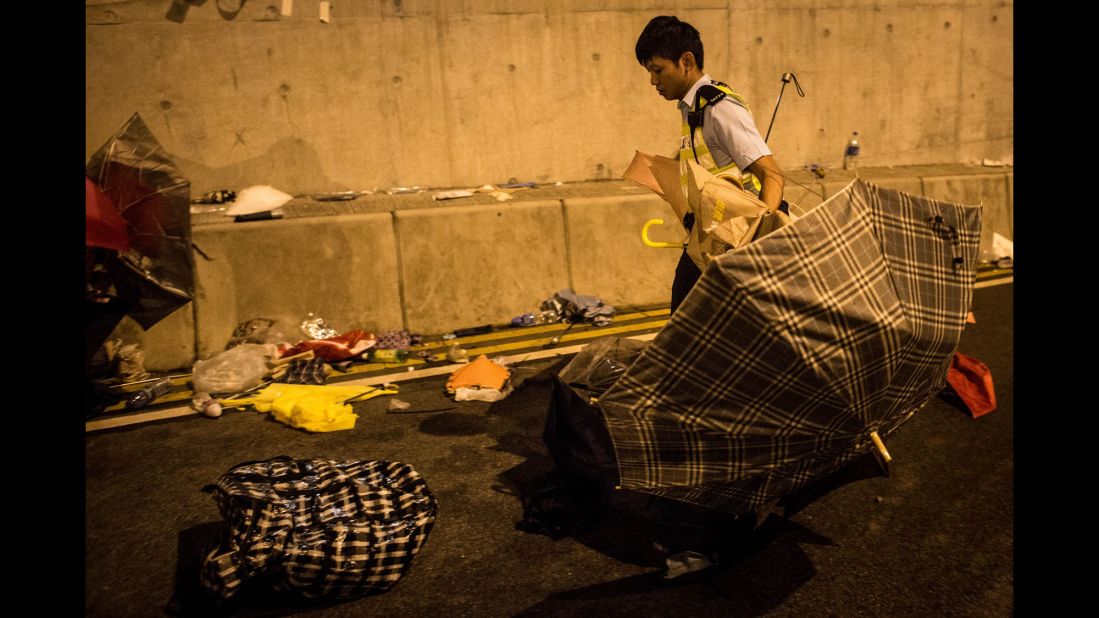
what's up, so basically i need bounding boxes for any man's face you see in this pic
[644,54,692,101]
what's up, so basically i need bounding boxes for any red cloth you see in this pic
[281,329,376,362]
[946,352,997,418]
[86,176,131,251]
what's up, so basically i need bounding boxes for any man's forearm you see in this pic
[748,156,785,212]
[759,174,785,212]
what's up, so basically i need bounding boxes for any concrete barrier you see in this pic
[192,212,403,360]
[564,193,681,308]
[396,200,570,334]
[921,173,1012,257]
[107,164,1013,372]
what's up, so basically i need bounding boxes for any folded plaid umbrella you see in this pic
[595,178,982,517]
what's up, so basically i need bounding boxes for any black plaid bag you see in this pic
[200,457,437,601]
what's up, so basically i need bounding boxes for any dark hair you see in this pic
[635,15,704,69]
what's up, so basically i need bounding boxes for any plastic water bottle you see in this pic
[367,348,409,363]
[843,132,860,170]
[511,313,537,327]
[125,377,174,410]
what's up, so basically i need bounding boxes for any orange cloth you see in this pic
[446,355,510,394]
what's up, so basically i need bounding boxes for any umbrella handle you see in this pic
[642,219,686,249]
[869,431,892,463]
[870,430,893,476]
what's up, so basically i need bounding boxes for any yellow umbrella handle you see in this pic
[642,219,685,249]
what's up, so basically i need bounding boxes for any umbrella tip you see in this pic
[870,431,892,476]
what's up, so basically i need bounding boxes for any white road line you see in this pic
[975,276,1012,289]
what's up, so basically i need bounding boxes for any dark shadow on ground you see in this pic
[165,522,374,617]
[418,411,493,436]
[515,517,835,617]
[477,354,888,614]
[936,387,978,418]
[777,451,889,518]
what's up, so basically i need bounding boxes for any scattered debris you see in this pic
[283,329,376,362]
[221,383,399,432]
[446,355,511,401]
[125,377,174,410]
[191,189,236,204]
[447,343,470,363]
[542,289,615,327]
[386,186,424,195]
[433,189,476,201]
[453,325,493,337]
[192,392,223,418]
[117,341,150,382]
[227,318,290,349]
[664,551,716,579]
[192,343,280,394]
[945,352,997,418]
[300,312,339,340]
[224,185,293,216]
[387,398,412,413]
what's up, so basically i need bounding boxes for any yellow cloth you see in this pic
[222,383,399,432]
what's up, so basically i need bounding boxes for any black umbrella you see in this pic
[85,113,194,353]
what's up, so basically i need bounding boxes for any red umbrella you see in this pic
[85,176,130,252]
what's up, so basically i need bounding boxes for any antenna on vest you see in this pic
[765,72,805,143]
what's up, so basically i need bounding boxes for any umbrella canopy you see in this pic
[595,178,982,516]
[85,113,194,330]
[85,176,130,252]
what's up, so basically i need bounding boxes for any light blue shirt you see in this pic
[677,74,772,172]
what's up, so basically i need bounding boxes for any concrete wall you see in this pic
[86,0,1013,195]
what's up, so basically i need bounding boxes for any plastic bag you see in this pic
[558,336,648,397]
[116,341,149,382]
[191,343,278,394]
[223,184,293,216]
[945,351,997,418]
[226,318,291,349]
[454,384,513,402]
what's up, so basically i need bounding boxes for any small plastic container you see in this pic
[368,349,409,363]
[125,377,174,410]
[843,132,860,170]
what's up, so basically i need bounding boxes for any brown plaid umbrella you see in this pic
[594,178,982,517]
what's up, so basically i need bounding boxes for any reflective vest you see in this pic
[679,81,762,199]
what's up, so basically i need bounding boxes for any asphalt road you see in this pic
[85,281,1013,617]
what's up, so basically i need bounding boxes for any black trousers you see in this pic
[670,249,702,315]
